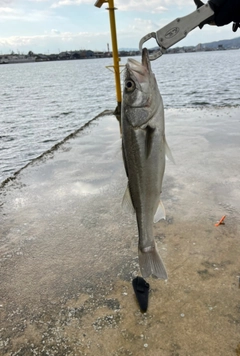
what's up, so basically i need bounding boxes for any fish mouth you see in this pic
[126,48,152,83]
[127,48,151,73]
[126,58,146,77]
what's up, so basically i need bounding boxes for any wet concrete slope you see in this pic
[0,108,240,356]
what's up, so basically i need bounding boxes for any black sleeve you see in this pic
[209,0,240,26]
[209,0,227,7]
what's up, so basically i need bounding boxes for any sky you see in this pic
[0,0,239,54]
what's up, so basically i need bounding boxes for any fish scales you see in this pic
[121,48,173,279]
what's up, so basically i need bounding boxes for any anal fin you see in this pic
[154,200,166,223]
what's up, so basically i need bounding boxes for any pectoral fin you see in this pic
[164,136,175,164]
[154,200,166,223]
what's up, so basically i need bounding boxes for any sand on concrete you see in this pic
[0,107,240,356]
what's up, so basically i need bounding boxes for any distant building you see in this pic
[196,43,204,51]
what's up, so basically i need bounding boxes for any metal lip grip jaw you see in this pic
[139,3,214,61]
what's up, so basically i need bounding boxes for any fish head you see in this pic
[122,48,160,128]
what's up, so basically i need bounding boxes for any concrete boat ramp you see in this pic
[0,108,240,356]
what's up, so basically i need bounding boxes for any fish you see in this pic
[121,48,174,279]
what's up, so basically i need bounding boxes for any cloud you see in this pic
[116,0,167,13]
[0,7,25,20]
[115,0,196,12]
[50,0,193,11]
[0,6,15,13]
[51,0,92,8]
[0,5,64,22]
[126,18,159,33]
[0,0,14,6]
[0,30,110,53]
[118,0,194,12]
[51,28,61,34]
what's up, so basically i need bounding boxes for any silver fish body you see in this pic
[121,48,173,279]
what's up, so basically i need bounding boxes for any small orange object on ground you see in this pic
[215,215,226,227]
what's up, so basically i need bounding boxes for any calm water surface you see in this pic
[0,50,239,183]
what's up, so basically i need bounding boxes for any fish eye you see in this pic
[125,79,135,92]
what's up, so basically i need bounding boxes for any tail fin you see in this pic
[138,243,168,280]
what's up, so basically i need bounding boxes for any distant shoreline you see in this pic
[1,35,239,64]
[0,46,239,65]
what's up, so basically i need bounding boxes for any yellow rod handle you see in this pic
[107,0,122,108]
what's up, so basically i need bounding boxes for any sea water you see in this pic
[0,50,239,183]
